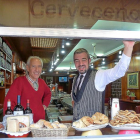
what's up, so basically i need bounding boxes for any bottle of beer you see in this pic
[5,99,13,115]
[25,99,32,114]
[13,95,24,115]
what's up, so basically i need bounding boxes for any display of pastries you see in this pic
[81,116,94,126]
[110,110,140,126]
[72,112,109,128]
[92,112,109,124]
[30,120,67,129]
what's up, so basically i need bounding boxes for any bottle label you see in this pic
[7,101,11,107]
[13,111,23,115]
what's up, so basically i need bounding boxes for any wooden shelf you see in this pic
[0,40,13,108]
[5,82,11,85]
[120,99,140,104]
[0,87,5,89]
[0,67,6,70]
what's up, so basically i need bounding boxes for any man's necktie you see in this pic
[77,75,83,93]
[33,82,38,91]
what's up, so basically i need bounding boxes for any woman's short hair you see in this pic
[26,56,43,67]
[73,48,90,59]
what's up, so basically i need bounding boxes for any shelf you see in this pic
[6,69,11,73]
[6,54,12,60]
[0,40,13,111]
[5,82,11,85]
[0,67,6,70]
[0,87,5,89]
[0,47,12,59]
[0,47,6,55]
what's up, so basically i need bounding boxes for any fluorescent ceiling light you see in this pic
[119,50,122,54]
[97,53,104,56]
[56,67,70,70]
[102,61,105,64]
[66,42,70,46]
[119,55,122,58]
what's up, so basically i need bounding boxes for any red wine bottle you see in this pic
[13,95,24,115]
[25,99,32,114]
[5,99,13,115]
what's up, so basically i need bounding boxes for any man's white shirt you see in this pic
[71,53,131,100]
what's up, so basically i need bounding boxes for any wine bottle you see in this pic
[13,95,24,115]
[5,99,13,115]
[25,99,32,114]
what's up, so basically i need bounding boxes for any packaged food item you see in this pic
[7,119,19,132]
[6,115,30,127]
[111,98,120,120]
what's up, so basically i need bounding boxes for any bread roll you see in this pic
[51,122,59,129]
[92,112,109,124]
[81,116,94,126]
[30,123,41,129]
[73,121,80,128]
[73,120,86,128]
[57,123,67,128]
[53,121,59,124]
[36,119,46,127]
[79,119,86,128]
[44,121,54,129]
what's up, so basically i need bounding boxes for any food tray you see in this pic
[109,123,140,130]
[31,123,71,137]
[72,123,108,131]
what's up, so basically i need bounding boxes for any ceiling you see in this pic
[1,0,140,76]
[55,20,140,72]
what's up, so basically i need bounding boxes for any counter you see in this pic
[1,127,140,139]
[120,99,140,111]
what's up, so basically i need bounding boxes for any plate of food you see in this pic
[109,110,140,130]
[109,123,140,130]
[0,129,30,138]
[72,112,109,131]
[0,115,31,138]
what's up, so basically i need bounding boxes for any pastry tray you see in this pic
[109,123,140,130]
[72,123,108,131]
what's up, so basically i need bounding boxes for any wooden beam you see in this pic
[0,27,140,41]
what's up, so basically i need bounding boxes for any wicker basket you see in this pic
[31,123,71,137]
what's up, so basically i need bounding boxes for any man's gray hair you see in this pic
[73,48,90,59]
[26,56,43,67]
